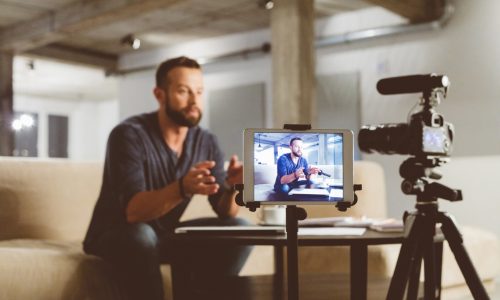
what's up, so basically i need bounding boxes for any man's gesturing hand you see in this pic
[294,167,305,178]
[308,166,320,175]
[226,155,243,186]
[182,161,219,195]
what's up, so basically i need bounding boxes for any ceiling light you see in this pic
[20,114,35,127]
[121,34,141,50]
[27,59,35,71]
[11,114,35,131]
[258,0,274,10]
[11,119,22,131]
[256,134,264,151]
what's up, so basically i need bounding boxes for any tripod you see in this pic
[386,157,490,300]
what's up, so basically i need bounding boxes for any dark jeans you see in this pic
[85,217,252,300]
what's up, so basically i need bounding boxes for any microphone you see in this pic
[377,74,449,95]
[318,170,331,177]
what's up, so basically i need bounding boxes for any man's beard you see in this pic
[292,150,302,157]
[165,99,202,128]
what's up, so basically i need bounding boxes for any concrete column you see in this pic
[0,52,14,156]
[271,0,315,128]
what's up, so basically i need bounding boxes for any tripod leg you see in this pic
[407,211,438,300]
[423,226,437,300]
[435,241,443,300]
[439,212,490,300]
[406,240,423,300]
[387,214,423,300]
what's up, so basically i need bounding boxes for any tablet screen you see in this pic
[243,129,354,205]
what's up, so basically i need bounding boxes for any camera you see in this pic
[358,74,454,157]
[367,76,488,300]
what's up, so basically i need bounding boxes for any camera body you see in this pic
[358,74,453,157]
[359,109,454,157]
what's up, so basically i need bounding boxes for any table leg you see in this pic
[351,244,368,300]
[274,245,284,300]
[170,263,184,300]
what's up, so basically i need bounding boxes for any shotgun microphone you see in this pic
[318,170,331,177]
[377,74,450,95]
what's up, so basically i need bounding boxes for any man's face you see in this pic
[159,67,204,127]
[290,140,303,157]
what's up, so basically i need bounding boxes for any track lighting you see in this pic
[121,34,141,50]
[258,0,274,10]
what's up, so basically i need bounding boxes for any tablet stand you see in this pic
[235,124,362,300]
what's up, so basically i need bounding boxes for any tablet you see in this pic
[243,128,354,205]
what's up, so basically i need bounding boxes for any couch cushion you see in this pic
[0,158,102,241]
[0,239,121,300]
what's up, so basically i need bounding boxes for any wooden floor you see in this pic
[175,273,404,300]
[453,277,500,300]
[251,273,397,300]
[174,274,500,300]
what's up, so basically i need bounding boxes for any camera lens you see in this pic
[358,123,410,155]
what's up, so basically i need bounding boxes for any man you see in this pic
[83,56,250,300]
[274,137,320,194]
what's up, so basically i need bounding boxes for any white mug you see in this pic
[257,205,286,225]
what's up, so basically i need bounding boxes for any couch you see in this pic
[0,157,498,300]
[254,164,342,201]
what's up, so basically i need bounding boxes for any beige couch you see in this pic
[0,157,498,300]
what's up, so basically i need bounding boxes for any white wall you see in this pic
[315,0,500,231]
[14,95,118,161]
[117,0,500,235]
[13,56,119,161]
[119,70,158,121]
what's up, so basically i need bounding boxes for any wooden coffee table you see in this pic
[170,228,441,300]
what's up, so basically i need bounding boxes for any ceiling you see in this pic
[256,132,342,152]
[0,0,374,71]
[0,0,445,74]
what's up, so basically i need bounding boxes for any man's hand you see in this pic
[183,160,219,195]
[226,155,243,186]
[294,167,305,178]
[308,166,320,175]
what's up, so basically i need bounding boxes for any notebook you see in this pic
[174,226,286,235]
[288,188,330,197]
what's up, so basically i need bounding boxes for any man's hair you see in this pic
[290,137,303,146]
[155,56,201,88]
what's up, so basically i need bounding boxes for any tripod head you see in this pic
[399,156,462,203]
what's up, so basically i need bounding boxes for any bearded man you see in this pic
[274,137,320,195]
[84,56,251,300]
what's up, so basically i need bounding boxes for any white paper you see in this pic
[298,227,366,236]
[174,226,285,234]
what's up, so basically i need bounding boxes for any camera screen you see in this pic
[252,132,344,202]
[422,126,449,154]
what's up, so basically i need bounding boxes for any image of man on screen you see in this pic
[274,137,320,195]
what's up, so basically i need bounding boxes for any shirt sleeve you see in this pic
[105,124,146,211]
[276,155,289,182]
